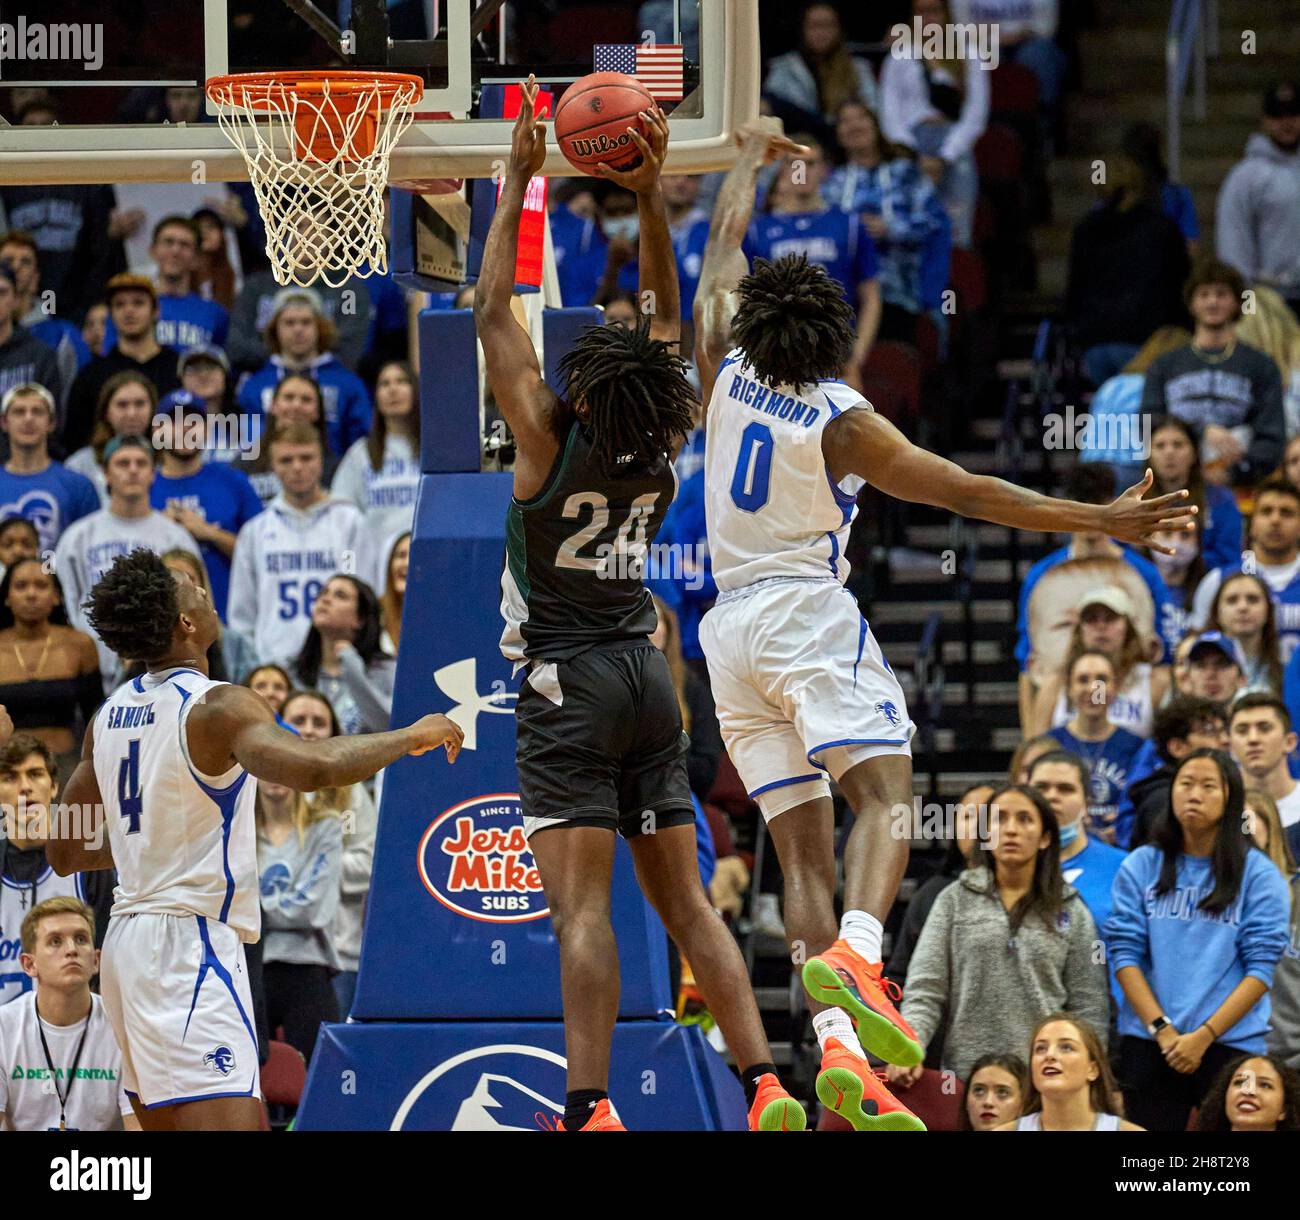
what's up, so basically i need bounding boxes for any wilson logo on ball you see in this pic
[569,133,633,158]
[418,794,547,923]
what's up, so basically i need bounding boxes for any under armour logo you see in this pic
[433,658,518,751]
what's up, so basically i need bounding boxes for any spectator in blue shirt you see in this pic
[548,184,608,308]
[151,389,263,621]
[660,175,711,323]
[745,135,882,387]
[0,383,97,556]
[237,288,373,456]
[148,216,229,350]
[1149,415,1242,574]
[1028,749,1127,1001]
[823,100,950,344]
[96,217,231,355]
[592,189,644,309]
[1108,748,1290,1132]
[0,231,90,409]
[1046,650,1147,842]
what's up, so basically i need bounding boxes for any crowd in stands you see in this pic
[0,0,1299,1134]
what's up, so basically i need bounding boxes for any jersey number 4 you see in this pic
[556,491,660,573]
[730,422,774,512]
[118,738,143,834]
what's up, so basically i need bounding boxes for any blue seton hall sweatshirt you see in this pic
[1106,845,1290,1051]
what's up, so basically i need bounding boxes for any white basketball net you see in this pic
[208,75,421,288]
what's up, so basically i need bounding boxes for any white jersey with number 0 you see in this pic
[92,666,259,942]
[704,349,869,592]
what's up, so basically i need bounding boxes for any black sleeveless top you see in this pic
[500,421,675,664]
[0,672,103,730]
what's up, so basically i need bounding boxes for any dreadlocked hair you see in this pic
[731,255,857,392]
[83,549,179,664]
[558,315,696,477]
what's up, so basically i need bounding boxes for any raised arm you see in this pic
[693,120,809,413]
[592,108,677,344]
[187,683,461,792]
[823,409,1197,552]
[473,75,561,486]
[48,716,114,876]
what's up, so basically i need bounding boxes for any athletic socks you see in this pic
[812,1008,864,1059]
[563,1089,607,1131]
[839,909,883,965]
[739,1062,779,1108]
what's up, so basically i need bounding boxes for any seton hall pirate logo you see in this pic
[875,700,901,728]
[418,794,548,924]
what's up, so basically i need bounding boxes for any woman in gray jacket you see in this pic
[888,785,1110,1085]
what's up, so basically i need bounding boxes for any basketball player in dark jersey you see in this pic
[474,78,802,1132]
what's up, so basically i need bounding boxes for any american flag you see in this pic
[593,44,685,102]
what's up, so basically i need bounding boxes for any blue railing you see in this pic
[1166,0,1219,180]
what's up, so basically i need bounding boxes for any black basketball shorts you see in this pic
[515,642,696,839]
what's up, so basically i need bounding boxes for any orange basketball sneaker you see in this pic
[747,1073,807,1131]
[816,1037,926,1131]
[801,939,924,1066]
[537,1099,627,1131]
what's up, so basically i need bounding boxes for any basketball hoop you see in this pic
[206,70,424,288]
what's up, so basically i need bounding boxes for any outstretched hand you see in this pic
[508,74,547,181]
[734,115,810,165]
[1097,470,1198,553]
[594,106,670,194]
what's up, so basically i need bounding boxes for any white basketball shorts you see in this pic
[700,578,915,820]
[100,912,261,1109]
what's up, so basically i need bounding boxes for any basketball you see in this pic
[554,71,654,174]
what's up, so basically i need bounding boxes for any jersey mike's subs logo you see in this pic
[418,795,547,923]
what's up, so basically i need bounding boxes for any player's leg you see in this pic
[790,594,925,1070]
[626,821,805,1130]
[515,654,631,1130]
[837,753,913,930]
[621,643,804,1130]
[108,914,263,1130]
[135,1095,263,1131]
[527,825,620,1122]
[759,789,840,983]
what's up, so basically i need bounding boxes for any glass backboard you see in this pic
[0,0,758,184]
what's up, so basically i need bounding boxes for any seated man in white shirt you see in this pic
[1229,692,1300,829]
[0,897,138,1130]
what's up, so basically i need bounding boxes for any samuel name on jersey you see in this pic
[94,667,259,939]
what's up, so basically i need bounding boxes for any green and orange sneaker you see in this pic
[747,1073,807,1131]
[537,1099,627,1131]
[815,1038,926,1132]
[802,939,923,1067]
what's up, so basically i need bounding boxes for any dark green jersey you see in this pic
[500,420,676,664]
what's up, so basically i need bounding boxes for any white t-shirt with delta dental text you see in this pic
[0,992,132,1131]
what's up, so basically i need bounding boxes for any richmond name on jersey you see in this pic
[500,419,676,664]
[704,349,869,591]
[92,667,259,942]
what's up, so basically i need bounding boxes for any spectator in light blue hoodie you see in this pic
[1107,748,1290,1132]
[237,288,372,457]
